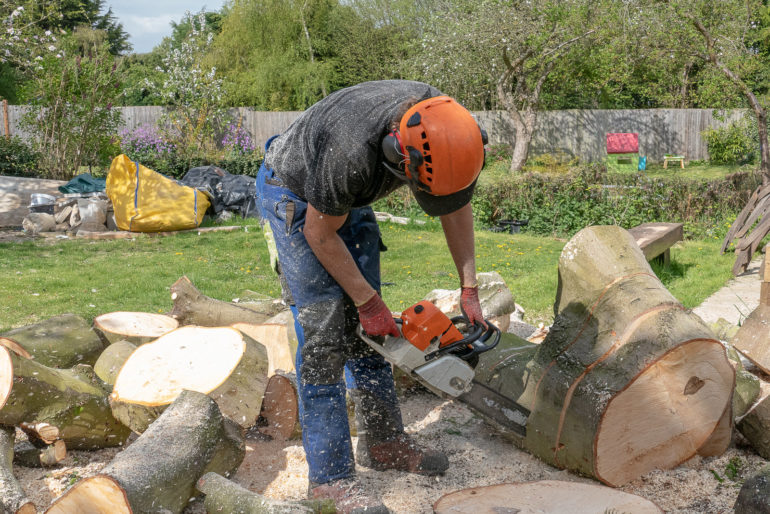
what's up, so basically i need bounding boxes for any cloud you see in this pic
[110,1,226,53]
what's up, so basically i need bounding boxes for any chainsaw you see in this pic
[357,300,500,398]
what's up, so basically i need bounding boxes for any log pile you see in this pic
[0,296,292,512]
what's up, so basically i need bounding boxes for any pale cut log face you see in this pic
[46,475,131,514]
[0,346,13,410]
[112,326,245,405]
[595,339,734,486]
[94,312,178,339]
[433,480,662,514]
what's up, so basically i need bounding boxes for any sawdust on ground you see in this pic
[15,391,767,513]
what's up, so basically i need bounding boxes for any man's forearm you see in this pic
[440,203,478,287]
[304,204,377,306]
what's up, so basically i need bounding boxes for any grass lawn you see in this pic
[0,219,739,333]
[642,161,752,181]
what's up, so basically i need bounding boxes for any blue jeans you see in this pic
[257,156,403,484]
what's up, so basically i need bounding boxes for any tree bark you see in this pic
[460,225,735,486]
[92,312,178,345]
[0,427,35,514]
[110,326,269,433]
[93,341,136,386]
[0,347,130,450]
[169,276,275,326]
[1,314,104,368]
[46,390,245,514]
[196,472,334,514]
[509,110,536,172]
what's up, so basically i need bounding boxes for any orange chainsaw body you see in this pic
[400,301,463,351]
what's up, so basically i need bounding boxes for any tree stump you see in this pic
[460,225,735,486]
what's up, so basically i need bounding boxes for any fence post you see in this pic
[3,100,8,141]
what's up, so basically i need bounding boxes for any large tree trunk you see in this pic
[110,326,269,433]
[1,314,105,368]
[0,427,35,514]
[0,346,131,450]
[46,390,245,514]
[460,225,735,487]
[509,110,536,172]
[196,472,333,513]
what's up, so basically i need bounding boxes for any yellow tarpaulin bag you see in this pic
[106,154,210,232]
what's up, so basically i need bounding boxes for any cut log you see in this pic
[14,440,66,468]
[735,464,770,514]
[19,422,60,446]
[232,322,296,375]
[169,276,274,326]
[0,346,131,450]
[737,394,770,459]
[196,472,334,513]
[93,341,136,386]
[0,426,35,514]
[46,390,245,514]
[110,326,269,433]
[93,312,178,345]
[1,313,104,368]
[257,373,300,440]
[433,480,662,514]
[460,226,735,486]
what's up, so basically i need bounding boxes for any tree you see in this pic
[414,0,601,172]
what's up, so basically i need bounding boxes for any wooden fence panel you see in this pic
[1,105,749,163]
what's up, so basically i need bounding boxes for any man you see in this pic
[257,80,487,514]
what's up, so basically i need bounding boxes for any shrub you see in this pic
[703,117,758,165]
[0,136,39,177]
[375,165,761,240]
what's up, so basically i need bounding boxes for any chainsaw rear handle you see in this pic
[426,317,500,362]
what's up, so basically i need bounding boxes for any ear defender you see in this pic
[382,130,405,166]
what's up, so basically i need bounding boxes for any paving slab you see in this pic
[693,257,762,327]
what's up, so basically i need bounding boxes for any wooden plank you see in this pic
[76,225,242,240]
[628,222,683,261]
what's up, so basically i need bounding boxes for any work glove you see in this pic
[357,293,400,337]
[460,286,487,328]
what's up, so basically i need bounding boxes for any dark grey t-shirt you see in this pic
[264,80,442,216]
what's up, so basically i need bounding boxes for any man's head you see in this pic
[382,96,488,216]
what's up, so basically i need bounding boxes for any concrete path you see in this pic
[693,257,762,327]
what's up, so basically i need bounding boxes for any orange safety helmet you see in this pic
[383,96,487,197]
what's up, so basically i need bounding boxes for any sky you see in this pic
[110,1,228,54]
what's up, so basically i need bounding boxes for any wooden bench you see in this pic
[628,222,684,266]
[663,154,685,169]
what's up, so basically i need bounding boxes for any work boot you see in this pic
[356,433,449,476]
[309,478,390,514]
